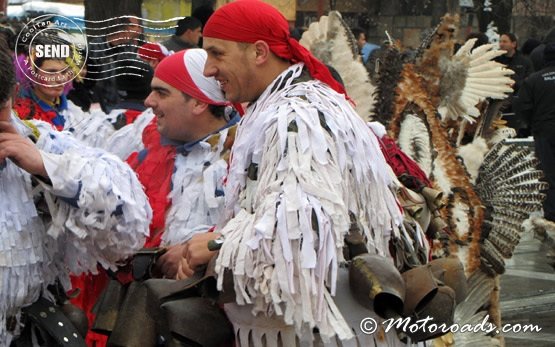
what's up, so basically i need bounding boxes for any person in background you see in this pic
[529,27,555,71]
[67,61,101,113]
[137,42,173,70]
[465,32,489,51]
[87,16,145,113]
[14,55,75,131]
[521,37,541,57]
[162,17,202,52]
[495,32,534,135]
[514,43,555,224]
[352,27,379,64]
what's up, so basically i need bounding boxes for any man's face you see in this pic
[108,17,142,46]
[356,33,366,49]
[126,17,142,43]
[185,27,202,46]
[203,37,256,103]
[499,35,516,55]
[33,59,68,101]
[144,77,197,142]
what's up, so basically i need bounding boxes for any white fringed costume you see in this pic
[215,64,407,346]
[127,115,239,247]
[0,113,151,346]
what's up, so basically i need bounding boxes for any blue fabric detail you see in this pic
[361,42,379,64]
[137,148,149,165]
[23,88,69,128]
[58,181,82,208]
[111,204,124,217]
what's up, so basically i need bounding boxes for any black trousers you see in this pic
[535,134,555,221]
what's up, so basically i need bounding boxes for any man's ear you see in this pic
[253,40,271,66]
[192,99,209,115]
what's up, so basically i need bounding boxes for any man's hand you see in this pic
[155,244,186,279]
[176,257,194,280]
[0,121,47,176]
[183,232,221,272]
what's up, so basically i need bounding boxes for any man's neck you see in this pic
[33,88,58,106]
[189,114,229,144]
[176,35,194,46]
[256,59,293,98]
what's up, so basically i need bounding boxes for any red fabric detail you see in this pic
[69,120,176,346]
[379,135,432,187]
[203,0,348,97]
[69,120,176,344]
[232,102,245,116]
[70,271,109,347]
[127,119,177,248]
[138,43,167,63]
[13,97,64,131]
[115,270,134,285]
[124,109,142,125]
[155,50,227,106]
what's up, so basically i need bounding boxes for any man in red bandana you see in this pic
[181,1,408,346]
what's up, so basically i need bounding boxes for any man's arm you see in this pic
[0,121,47,176]
[27,118,152,274]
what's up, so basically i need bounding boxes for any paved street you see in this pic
[500,228,555,346]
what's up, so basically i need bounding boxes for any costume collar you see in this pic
[26,88,68,113]
[161,112,241,155]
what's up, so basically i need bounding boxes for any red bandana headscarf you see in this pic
[154,49,229,106]
[138,42,172,63]
[203,0,348,97]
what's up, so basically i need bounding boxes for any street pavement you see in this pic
[500,228,555,346]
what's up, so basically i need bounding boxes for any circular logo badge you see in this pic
[15,14,88,88]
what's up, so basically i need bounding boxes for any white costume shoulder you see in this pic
[216,64,403,344]
[0,114,151,346]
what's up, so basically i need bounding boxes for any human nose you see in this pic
[203,59,216,77]
[144,92,155,108]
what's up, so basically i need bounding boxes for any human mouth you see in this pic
[217,79,227,91]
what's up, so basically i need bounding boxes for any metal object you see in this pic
[349,254,406,318]
[429,257,468,304]
[401,265,438,317]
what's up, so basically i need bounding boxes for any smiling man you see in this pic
[73,48,240,346]
[180,1,407,346]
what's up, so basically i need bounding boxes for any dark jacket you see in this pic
[495,50,534,94]
[513,62,555,137]
[530,28,555,71]
[161,35,196,52]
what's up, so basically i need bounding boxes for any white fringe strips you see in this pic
[0,114,151,345]
[162,128,232,246]
[215,64,403,344]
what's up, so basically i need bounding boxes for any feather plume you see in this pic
[300,11,375,120]
[372,47,404,126]
[397,112,433,176]
[438,40,514,122]
[475,142,548,275]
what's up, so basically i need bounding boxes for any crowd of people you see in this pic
[0,0,554,346]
